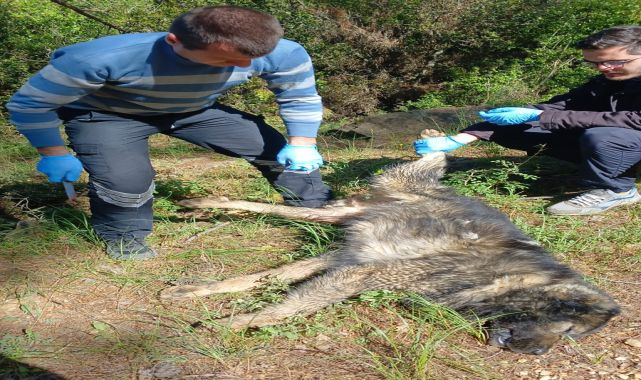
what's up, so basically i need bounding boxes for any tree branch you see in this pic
[49,0,128,33]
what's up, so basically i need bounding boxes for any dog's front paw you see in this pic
[419,129,446,139]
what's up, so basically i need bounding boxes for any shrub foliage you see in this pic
[1,0,640,119]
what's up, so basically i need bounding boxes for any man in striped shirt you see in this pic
[6,6,332,260]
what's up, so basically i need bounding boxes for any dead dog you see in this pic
[161,151,620,355]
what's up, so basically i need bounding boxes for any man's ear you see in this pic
[165,33,179,45]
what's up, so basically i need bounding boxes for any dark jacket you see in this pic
[534,75,641,130]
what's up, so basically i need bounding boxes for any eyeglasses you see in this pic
[582,56,641,69]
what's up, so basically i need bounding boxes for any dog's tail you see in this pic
[370,152,448,194]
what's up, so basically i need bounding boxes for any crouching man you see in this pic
[7,6,332,259]
[415,26,641,216]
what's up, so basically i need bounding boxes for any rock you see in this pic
[625,339,641,348]
[331,106,485,146]
[313,333,334,351]
[96,263,125,275]
[150,362,182,379]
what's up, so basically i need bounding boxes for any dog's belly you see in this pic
[331,198,534,267]
[331,207,476,265]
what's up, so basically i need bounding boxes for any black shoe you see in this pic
[104,238,157,260]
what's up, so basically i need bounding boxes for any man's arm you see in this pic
[531,77,641,130]
[288,136,316,145]
[260,40,323,143]
[37,146,70,156]
[6,49,106,149]
[476,76,641,131]
[537,109,641,130]
[260,40,324,171]
[7,48,106,182]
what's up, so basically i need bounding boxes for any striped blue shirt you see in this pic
[6,32,323,147]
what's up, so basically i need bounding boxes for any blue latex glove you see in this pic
[478,107,543,125]
[276,144,323,171]
[414,136,465,156]
[36,154,83,183]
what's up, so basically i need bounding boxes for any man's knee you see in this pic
[89,180,155,208]
[580,128,641,152]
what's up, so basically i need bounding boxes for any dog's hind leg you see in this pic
[218,265,374,329]
[160,256,330,300]
[179,197,362,224]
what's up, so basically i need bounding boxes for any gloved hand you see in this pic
[478,107,543,125]
[276,144,324,171]
[36,154,83,183]
[414,136,465,156]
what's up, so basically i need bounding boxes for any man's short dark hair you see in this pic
[169,6,284,56]
[576,25,641,54]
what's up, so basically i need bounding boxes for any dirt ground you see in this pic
[1,148,641,380]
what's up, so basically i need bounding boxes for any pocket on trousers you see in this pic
[71,143,110,174]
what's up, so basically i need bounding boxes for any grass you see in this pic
[1,122,639,379]
[346,292,491,380]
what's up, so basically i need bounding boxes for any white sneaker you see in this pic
[547,188,641,215]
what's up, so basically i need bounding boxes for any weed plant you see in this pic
[443,159,539,198]
[351,291,491,380]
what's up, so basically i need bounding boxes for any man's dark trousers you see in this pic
[463,122,641,192]
[59,105,332,242]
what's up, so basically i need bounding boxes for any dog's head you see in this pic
[486,294,620,354]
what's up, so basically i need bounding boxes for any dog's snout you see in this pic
[496,335,510,346]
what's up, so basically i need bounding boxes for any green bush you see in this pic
[1,0,640,117]
[0,0,109,107]
[427,0,641,107]
[406,64,539,109]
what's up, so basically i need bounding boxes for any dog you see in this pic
[161,151,620,355]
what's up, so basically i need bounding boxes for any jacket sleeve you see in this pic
[537,109,641,130]
[531,79,641,131]
[260,42,323,138]
[6,49,107,147]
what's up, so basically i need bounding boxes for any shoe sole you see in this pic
[547,194,641,216]
[106,248,158,260]
[109,253,157,260]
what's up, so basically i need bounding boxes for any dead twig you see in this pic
[603,279,641,285]
[49,0,128,33]
[183,222,231,243]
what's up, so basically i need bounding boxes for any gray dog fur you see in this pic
[162,152,620,355]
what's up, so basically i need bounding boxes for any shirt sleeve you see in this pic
[6,49,107,147]
[260,43,323,138]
